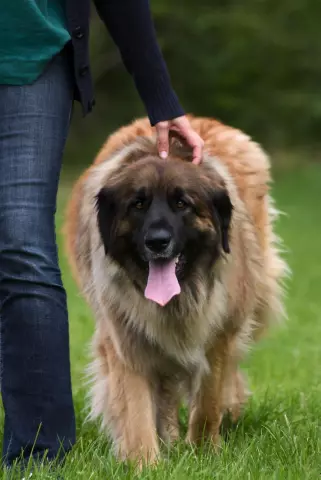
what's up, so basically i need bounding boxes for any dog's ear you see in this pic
[95,187,117,255]
[212,188,233,254]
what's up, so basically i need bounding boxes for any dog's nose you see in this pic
[145,229,171,253]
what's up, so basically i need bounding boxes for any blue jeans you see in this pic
[0,51,76,466]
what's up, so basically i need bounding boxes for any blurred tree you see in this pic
[65,0,321,168]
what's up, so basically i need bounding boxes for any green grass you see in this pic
[1,164,321,479]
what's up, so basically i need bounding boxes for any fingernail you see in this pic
[160,151,168,159]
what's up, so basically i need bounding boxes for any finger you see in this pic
[190,133,204,165]
[172,118,204,164]
[191,140,204,165]
[180,131,204,165]
[155,121,169,159]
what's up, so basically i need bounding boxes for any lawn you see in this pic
[1,163,321,479]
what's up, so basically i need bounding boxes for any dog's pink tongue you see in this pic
[144,259,181,306]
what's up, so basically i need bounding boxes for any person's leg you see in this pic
[0,50,76,466]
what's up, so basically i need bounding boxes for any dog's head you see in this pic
[95,134,233,306]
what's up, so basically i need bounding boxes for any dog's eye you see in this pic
[176,199,187,209]
[134,199,145,210]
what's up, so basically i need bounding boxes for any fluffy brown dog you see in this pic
[63,116,287,466]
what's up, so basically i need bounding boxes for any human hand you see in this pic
[155,115,204,165]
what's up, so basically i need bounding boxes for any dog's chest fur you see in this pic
[91,249,229,374]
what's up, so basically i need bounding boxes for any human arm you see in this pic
[93,0,203,163]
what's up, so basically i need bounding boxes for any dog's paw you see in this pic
[115,443,160,471]
[185,419,222,452]
[223,369,251,423]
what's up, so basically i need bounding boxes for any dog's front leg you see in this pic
[102,346,159,467]
[156,376,180,445]
[186,335,229,448]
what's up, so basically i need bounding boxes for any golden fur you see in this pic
[63,116,288,467]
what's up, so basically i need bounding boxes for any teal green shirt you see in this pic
[0,1,70,85]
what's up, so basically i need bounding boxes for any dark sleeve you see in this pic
[93,0,185,126]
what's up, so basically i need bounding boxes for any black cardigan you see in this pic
[65,0,184,125]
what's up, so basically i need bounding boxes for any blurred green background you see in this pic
[2,4,321,477]
[63,0,321,175]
